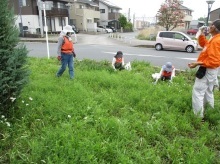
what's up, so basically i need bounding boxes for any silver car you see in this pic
[155,31,198,53]
[97,25,113,33]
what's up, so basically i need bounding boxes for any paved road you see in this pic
[23,41,200,71]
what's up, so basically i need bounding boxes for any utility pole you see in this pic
[37,0,44,37]
[128,8,131,22]
[133,13,135,29]
[18,0,24,37]
[66,0,71,25]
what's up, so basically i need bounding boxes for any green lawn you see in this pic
[1,58,220,163]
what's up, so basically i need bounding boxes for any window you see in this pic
[100,9,105,13]
[19,0,26,7]
[87,19,92,23]
[159,32,174,38]
[174,33,183,40]
[57,2,66,9]
[59,17,66,26]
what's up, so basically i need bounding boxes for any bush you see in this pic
[124,22,133,31]
[0,0,29,113]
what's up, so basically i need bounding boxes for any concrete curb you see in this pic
[20,39,57,43]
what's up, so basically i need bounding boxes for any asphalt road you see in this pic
[23,41,200,71]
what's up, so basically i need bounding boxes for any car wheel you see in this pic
[186,45,194,53]
[155,44,163,51]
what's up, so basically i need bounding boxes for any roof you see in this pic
[77,0,99,7]
[180,5,193,12]
[210,7,220,13]
[99,0,122,10]
[190,20,205,25]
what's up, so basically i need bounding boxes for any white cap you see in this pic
[63,25,74,34]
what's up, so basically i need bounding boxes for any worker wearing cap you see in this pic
[188,19,220,118]
[112,51,125,71]
[56,25,76,79]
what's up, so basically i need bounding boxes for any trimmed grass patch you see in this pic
[1,58,220,163]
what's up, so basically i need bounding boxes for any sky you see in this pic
[110,0,220,21]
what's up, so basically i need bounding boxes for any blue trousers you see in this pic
[56,53,74,79]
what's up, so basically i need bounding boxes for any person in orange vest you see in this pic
[188,19,220,119]
[56,25,76,79]
[159,62,175,82]
[112,51,125,71]
[152,62,175,84]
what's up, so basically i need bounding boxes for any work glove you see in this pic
[57,56,61,61]
[195,26,207,39]
[72,51,76,58]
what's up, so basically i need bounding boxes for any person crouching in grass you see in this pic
[112,51,125,71]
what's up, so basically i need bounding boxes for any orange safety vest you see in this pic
[162,66,174,77]
[197,34,220,68]
[61,37,74,54]
[115,57,122,63]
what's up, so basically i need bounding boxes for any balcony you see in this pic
[46,8,68,17]
[183,15,192,22]
[108,13,120,20]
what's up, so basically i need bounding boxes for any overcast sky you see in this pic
[110,0,220,20]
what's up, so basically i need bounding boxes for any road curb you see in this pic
[20,40,57,43]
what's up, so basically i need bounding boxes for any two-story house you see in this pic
[180,5,193,29]
[9,0,71,36]
[98,0,122,29]
[210,8,220,21]
[69,0,100,32]
[9,0,122,35]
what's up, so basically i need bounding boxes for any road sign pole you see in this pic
[43,3,50,59]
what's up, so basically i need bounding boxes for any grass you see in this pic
[1,57,220,163]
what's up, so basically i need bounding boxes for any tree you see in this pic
[0,0,29,113]
[118,14,133,31]
[118,14,128,29]
[198,17,206,22]
[157,0,185,31]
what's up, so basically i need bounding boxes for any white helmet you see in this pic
[63,25,74,34]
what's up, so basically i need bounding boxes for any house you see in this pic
[98,0,122,29]
[180,5,193,29]
[69,0,100,32]
[9,0,122,35]
[210,8,220,21]
[134,19,150,30]
[9,0,70,36]
[189,20,205,29]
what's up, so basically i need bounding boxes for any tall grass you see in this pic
[1,58,220,163]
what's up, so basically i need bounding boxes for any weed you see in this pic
[0,58,219,163]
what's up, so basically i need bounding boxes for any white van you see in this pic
[155,31,198,53]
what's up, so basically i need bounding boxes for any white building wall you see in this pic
[15,15,40,34]
[99,3,108,21]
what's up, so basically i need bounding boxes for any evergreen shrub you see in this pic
[0,0,29,113]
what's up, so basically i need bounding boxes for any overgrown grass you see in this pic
[1,58,220,163]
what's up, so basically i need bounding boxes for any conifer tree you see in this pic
[0,0,29,113]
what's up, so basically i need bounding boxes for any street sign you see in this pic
[37,0,53,59]
[37,1,53,10]
[19,0,26,7]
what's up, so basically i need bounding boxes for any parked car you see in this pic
[71,25,79,34]
[106,25,117,32]
[187,28,198,35]
[155,31,198,53]
[97,25,113,33]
